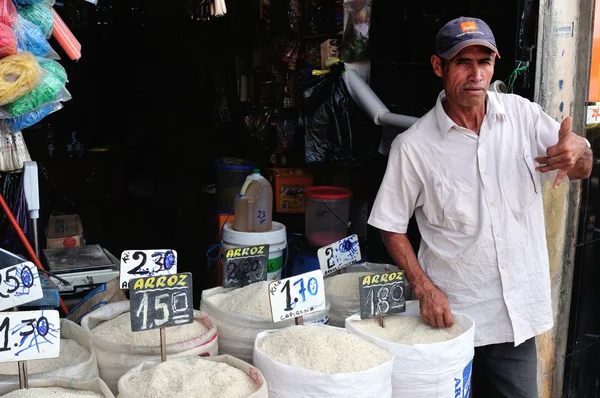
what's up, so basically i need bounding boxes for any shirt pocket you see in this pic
[424,170,479,236]
[502,146,540,219]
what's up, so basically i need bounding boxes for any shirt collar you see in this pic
[434,90,507,139]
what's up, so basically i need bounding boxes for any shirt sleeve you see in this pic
[368,144,423,234]
[531,102,563,182]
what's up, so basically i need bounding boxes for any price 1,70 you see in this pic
[268,270,326,323]
[0,310,60,362]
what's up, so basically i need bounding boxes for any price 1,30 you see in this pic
[0,310,60,362]
[0,262,43,311]
[359,272,406,319]
[268,270,325,323]
[129,272,193,332]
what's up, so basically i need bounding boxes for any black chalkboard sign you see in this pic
[222,245,269,288]
[359,272,406,319]
[129,272,193,332]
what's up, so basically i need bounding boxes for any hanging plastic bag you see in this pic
[342,0,371,63]
[0,102,61,132]
[0,0,16,27]
[0,23,17,59]
[13,15,59,59]
[301,62,352,163]
[0,130,31,172]
[18,1,54,38]
[0,52,43,106]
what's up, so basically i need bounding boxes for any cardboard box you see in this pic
[321,39,341,69]
[46,214,83,249]
[268,168,313,213]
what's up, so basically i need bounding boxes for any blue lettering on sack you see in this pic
[455,378,461,398]
[462,359,473,398]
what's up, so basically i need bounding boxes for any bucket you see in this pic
[303,186,352,247]
[221,221,287,282]
[215,158,254,213]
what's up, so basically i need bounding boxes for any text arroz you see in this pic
[120,249,178,290]
[0,310,60,362]
[268,269,325,323]
[222,245,269,288]
[359,272,406,319]
[129,272,193,332]
[318,234,362,276]
[0,262,43,311]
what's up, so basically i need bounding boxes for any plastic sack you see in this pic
[13,15,59,59]
[253,326,394,398]
[3,377,115,397]
[0,23,17,58]
[326,262,399,327]
[301,62,352,163]
[0,318,100,395]
[0,52,43,106]
[342,0,371,63]
[0,0,16,27]
[19,2,54,38]
[345,300,475,398]
[0,102,61,132]
[118,355,268,398]
[201,286,330,364]
[81,301,219,394]
[0,130,31,171]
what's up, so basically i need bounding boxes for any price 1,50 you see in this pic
[0,310,60,362]
[0,262,43,311]
[268,270,325,323]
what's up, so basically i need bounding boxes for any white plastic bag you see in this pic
[326,262,400,327]
[118,355,268,398]
[81,300,218,394]
[253,325,393,398]
[201,286,330,364]
[3,377,114,397]
[0,318,99,395]
[345,300,475,398]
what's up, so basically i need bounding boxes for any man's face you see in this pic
[431,46,496,109]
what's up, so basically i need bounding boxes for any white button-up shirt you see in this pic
[368,91,559,346]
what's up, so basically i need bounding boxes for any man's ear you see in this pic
[431,55,443,78]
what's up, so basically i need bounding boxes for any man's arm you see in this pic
[380,230,454,327]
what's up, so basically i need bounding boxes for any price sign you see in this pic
[0,262,43,311]
[359,272,406,319]
[0,310,60,363]
[268,270,325,323]
[318,234,361,276]
[120,249,178,290]
[128,272,193,332]
[222,245,269,288]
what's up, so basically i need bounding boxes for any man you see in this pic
[368,16,593,397]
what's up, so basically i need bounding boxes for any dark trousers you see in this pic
[471,337,538,398]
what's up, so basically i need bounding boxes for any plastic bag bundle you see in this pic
[3,66,66,117]
[38,58,66,83]
[19,2,53,38]
[13,15,56,58]
[14,0,47,6]
[0,0,16,27]
[342,0,371,63]
[0,23,17,59]
[0,52,42,106]
[1,102,60,131]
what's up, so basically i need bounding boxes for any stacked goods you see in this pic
[118,355,268,398]
[345,301,475,398]
[0,319,99,395]
[2,378,114,398]
[253,325,394,398]
[324,262,400,327]
[81,301,218,394]
[201,281,330,363]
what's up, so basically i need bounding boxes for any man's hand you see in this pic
[535,116,590,188]
[416,282,454,328]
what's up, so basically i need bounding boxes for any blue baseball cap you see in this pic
[435,17,500,59]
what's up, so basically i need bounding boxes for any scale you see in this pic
[43,244,120,294]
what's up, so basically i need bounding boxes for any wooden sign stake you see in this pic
[377,315,385,328]
[295,315,304,326]
[160,328,167,362]
[18,361,27,389]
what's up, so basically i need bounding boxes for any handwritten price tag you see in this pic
[129,272,193,332]
[268,270,325,323]
[120,249,178,290]
[359,272,406,319]
[223,245,269,288]
[0,310,60,363]
[318,234,361,276]
[0,262,43,311]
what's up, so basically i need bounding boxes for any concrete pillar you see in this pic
[534,0,594,396]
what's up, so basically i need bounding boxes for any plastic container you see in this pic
[267,168,313,213]
[234,169,273,232]
[303,186,352,247]
[215,158,254,213]
[221,221,286,282]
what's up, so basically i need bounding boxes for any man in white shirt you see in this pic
[368,16,593,397]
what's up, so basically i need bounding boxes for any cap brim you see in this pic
[439,39,501,60]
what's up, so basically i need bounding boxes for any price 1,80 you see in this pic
[359,272,406,319]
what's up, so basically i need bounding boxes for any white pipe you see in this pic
[378,112,420,129]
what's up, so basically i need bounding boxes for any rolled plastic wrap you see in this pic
[51,8,81,60]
